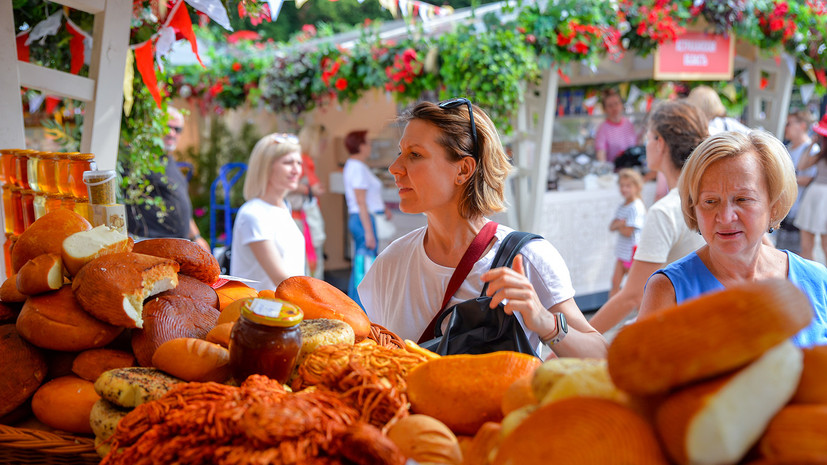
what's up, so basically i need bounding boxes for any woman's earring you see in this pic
[768,227,775,234]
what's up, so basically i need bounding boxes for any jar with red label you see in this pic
[229,298,303,383]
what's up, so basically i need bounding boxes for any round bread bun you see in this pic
[151,337,231,382]
[297,318,355,366]
[494,397,669,464]
[217,297,256,325]
[0,324,47,417]
[206,322,234,348]
[275,276,370,341]
[11,209,92,273]
[132,238,220,285]
[131,296,219,367]
[791,345,827,404]
[72,348,136,382]
[0,274,27,303]
[31,375,100,434]
[758,404,827,462]
[16,285,123,352]
[215,281,258,310]
[89,398,130,441]
[608,279,812,395]
[387,414,462,465]
[157,273,220,310]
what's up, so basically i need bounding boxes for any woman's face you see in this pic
[268,151,303,193]
[389,119,466,215]
[604,95,625,121]
[645,129,665,173]
[784,116,805,141]
[694,153,773,256]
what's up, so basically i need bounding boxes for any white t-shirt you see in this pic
[614,198,646,261]
[786,140,820,220]
[634,188,705,264]
[343,158,385,214]
[230,198,306,291]
[358,223,575,353]
[708,116,751,136]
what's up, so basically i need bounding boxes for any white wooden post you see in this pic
[0,0,26,149]
[746,54,794,139]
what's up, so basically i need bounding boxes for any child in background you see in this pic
[609,169,646,297]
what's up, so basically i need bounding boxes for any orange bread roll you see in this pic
[151,337,231,382]
[16,285,123,352]
[16,253,63,295]
[157,273,220,310]
[31,375,100,434]
[758,404,827,462]
[791,344,827,404]
[131,296,219,367]
[215,280,258,310]
[0,274,27,303]
[11,209,91,273]
[493,398,668,465]
[387,414,462,465]
[206,322,234,348]
[72,348,136,382]
[461,422,501,465]
[132,238,220,285]
[608,279,812,395]
[275,276,370,342]
[0,324,47,417]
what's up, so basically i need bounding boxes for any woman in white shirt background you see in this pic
[230,133,306,291]
[343,130,392,307]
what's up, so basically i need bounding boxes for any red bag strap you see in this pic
[417,221,498,343]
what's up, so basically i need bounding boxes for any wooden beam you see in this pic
[18,62,96,101]
[53,0,106,14]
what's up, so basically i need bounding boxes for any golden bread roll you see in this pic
[206,322,234,348]
[608,279,812,395]
[216,297,254,325]
[531,357,606,403]
[758,404,827,462]
[151,337,231,382]
[791,345,827,404]
[0,274,27,303]
[31,375,100,434]
[157,273,220,310]
[132,238,220,285]
[461,422,501,465]
[61,225,133,277]
[655,341,802,465]
[89,398,130,441]
[131,295,219,367]
[539,360,629,406]
[215,280,258,310]
[16,285,123,351]
[275,276,371,341]
[94,367,182,408]
[72,252,180,328]
[500,375,535,417]
[298,318,355,366]
[387,414,463,465]
[11,209,91,273]
[0,324,47,417]
[16,253,63,295]
[72,348,136,382]
[493,398,669,465]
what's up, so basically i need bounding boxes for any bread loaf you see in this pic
[72,252,180,328]
[16,253,63,295]
[31,375,100,434]
[0,324,47,417]
[655,340,802,465]
[791,345,827,404]
[215,280,258,310]
[206,322,234,348]
[608,279,811,395]
[61,225,133,276]
[0,274,27,303]
[131,295,219,367]
[758,404,827,462]
[89,398,130,441]
[151,337,231,382]
[94,367,183,408]
[297,318,355,366]
[275,276,371,341]
[16,285,123,351]
[157,273,220,310]
[72,348,136,382]
[387,414,462,465]
[493,398,669,465]
[11,209,92,273]
[132,238,220,284]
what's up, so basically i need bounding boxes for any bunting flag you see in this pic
[134,40,163,107]
[391,0,452,21]
[65,18,89,74]
[267,0,284,23]
[166,0,204,67]
[184,0,233,31]
[16,31,30,62]
[123,50,136,116]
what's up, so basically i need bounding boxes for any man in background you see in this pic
[126,107,210,251]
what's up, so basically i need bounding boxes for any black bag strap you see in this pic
[478,231,542,297]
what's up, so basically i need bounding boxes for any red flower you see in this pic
[557,32,573,46]
[526,34,536,44]
[302,24,317,35]
[573,42,589,54]
[335,78,348,91]
[516,26,526,34]
[769,17,784,32]
[232,62,242,72]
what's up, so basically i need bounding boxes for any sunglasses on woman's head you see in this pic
[270,133,299,145]
[438,97,478,159]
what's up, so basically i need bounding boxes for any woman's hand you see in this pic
[481,254,556,334]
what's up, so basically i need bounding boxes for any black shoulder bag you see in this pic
[418,229,542,358]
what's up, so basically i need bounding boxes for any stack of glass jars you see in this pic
[0,148,97,276]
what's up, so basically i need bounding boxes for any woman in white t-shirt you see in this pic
[230,133,306,291]
[358,99,607,358]
[343,130,391,307]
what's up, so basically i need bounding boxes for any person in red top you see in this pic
[594,88,638,164]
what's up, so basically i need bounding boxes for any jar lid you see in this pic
[69,152,94,161]
[241,298,303,327]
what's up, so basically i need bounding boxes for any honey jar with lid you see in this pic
[229,298,303,383]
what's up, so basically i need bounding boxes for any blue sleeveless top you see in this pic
[654,251,827,347]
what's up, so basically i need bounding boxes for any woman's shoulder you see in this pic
[787,251,827,276]
[376,227,426,259]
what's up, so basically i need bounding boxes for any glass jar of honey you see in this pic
[10,186,24,235]
[12,151,29,189]
[73,197,91,222]
[20,189,36,230]
[27,151,40,192]
[37,153,59,194]
[2,184,14,235]
[229,298,303,384]
[61,194,76,211]
[68,153,95,199]
[0,149,15,184]
[3,234,14,278]
[56,152,73,195]
[33,192,47,220]
[45,193,63,214]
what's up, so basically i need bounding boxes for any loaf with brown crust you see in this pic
[16,253,63,295]
[151,337,231,383]
[156,273,219,310]
[61,225,133,277]
[72,252,180,328]
[11,209,91,273]
[31,375,100,434]
[94,367,183,408]
[131,295,219,367]
[16,285,123,352]
[72,348,136,382]
[608,279,812,395]
[0,274,27,303]
[0,324,47,417]
[132,238,220,285]
[275,276,371,341]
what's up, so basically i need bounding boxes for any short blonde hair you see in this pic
[679,130,797,231]
[686,85,726,120]
[617,168,644,199]
[399,100,510,219]
[298,123,325,157]
[243,133,301,201]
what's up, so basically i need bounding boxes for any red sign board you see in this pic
[654,31,734,80]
